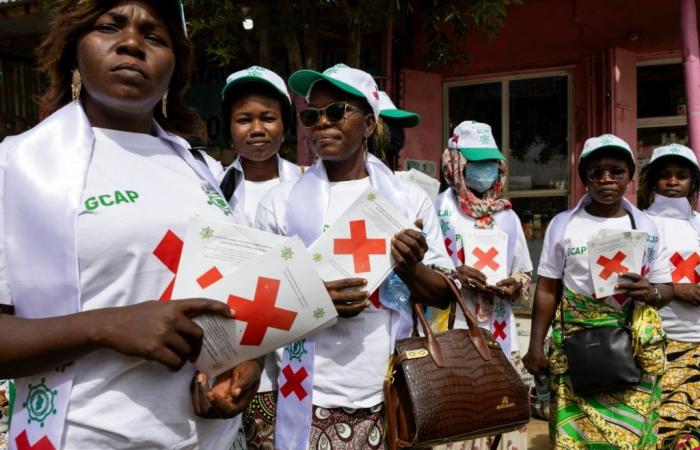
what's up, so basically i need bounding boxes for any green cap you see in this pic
[378,91,419,127]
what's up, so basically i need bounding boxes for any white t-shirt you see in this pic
[1,127,240,449]
[649,213,700,341]
[538,208,669,306]
[242,179,280,226]
[255,176,453,409]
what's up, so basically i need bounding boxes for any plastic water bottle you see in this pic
[380,273,411,310]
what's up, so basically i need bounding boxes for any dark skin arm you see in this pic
[672,283,700,306]
[616,273,674,307]
[523,276,562,376]
[0,299,234,379]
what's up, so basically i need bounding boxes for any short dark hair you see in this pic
[37,0,205,140]
[221,82,292,144]
[578,147,635,183]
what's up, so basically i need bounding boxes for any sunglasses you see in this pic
[298,102,359,128]
[586,167,628,182]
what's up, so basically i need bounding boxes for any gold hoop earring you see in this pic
[71,69,82,102]
[161,90,169,118]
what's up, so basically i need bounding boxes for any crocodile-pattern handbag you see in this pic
[383,282,529,450]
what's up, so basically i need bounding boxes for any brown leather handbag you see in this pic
[383,286,530,450]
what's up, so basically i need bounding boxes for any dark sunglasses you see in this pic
[586,167,628,182]
[298,102,359,128]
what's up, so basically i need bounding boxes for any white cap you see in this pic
[221,66,291,106]
[581,134,635,165]
[288,63,380,118]
[447,121,505,161]
[650,143,699,168]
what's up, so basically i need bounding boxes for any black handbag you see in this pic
[560,296,642,395]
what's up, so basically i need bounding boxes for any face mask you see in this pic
[465,161,499,193]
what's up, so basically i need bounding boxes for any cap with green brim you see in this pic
[288,63,380,118]
[580,133,635,168]
[649,143,699,169]
[378,91,420,127]
[447,120,505,161]
[221,66,291,107]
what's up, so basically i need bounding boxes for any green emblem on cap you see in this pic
[200,226,214,240]
[247,66,265,77]
[600,134,614,145]
[281,246,294,260]
[23,378,57,427]
[669,144,682,153]
[324,64,348,76]
[477,127,491,145]
[285,339,308,361]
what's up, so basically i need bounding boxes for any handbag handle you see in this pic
[412,273,493,366]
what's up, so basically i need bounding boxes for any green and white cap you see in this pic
[288,63,380,119]
[448,121,505,161]
[378,91,420,127]
[650,143,698,168]
[581,133,634,166]
[221,65,291,107]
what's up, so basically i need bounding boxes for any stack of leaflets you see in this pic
[395,168,441,202]
[587,229,647,299]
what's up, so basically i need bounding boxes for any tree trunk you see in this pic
[301,0,317,70]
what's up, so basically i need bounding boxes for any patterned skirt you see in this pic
[240,391,385,450]
[657,339,700,449]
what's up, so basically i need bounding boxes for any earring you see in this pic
[71,69,82,102]
[161,90,169,118]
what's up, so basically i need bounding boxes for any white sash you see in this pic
[647,194,700,235]
[2,102,222,450]
[274,153,413,450]
[434,188,519,357]
[225,155,302,225]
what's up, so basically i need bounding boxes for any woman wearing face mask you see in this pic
[638,144,700,448]
[218,66,302,227]
[0,2,261,449]
[523,135,673,449]
[432,121,532,450]
[255,64,457,450]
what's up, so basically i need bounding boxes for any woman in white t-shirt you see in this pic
[638,144,700,447]
[523,134,673,449]
[254,64,457,450]
[218,66,302,227]
[0,2,260,449]
[431,120,532,450]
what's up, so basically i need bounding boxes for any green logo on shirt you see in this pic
[566,246,587,257]
[202,184,232,216]
[84,190,139,211]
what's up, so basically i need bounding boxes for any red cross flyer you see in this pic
[588,230,647,298]
[308,186,414,296]
[461,228,508,285]
[395,168,441,202]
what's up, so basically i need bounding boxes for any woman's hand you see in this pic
[486,277,523,299]
[391,229,428,275]
[325,278,369,318]
[457,265,488,291]
[616,273,655,303]
[523,347,549,377]
[192,360,262,419]
[95,298,233,371]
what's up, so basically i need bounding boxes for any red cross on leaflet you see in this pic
[368,290,381,309]
[610,293,627,305]
[597,251,629,280]
[333,220,386,273]
[670,252,700,283]
[473,247,499,271]
[15,431,55,450]
[280,365,308,401]
[152,230,184,301]
[226,277,297,346]
[197,266,224,289]
[493,320,507,340]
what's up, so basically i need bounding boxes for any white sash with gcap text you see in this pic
[1,101,223,450]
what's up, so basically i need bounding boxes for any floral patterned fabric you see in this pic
[548,288,666,449]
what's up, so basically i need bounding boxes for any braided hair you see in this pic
[637,155,700,210]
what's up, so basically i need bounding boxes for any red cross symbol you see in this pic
[473,247,499,271]
[493,320,507,340]
[153,230,184,301]
[670,252,700,283]
[197,266,224,289]
[15,431,55,450]
[226,277,297,346]
[334,220,386,273]
[280,365,308,401]
[596,251,629,280]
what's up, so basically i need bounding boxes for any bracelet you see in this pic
[651,285,661,307]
